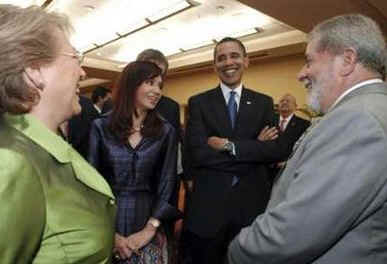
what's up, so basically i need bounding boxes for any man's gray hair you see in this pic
[309,14,386,79]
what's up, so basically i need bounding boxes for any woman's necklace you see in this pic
[131,124,144,133]
[132,113,146,133]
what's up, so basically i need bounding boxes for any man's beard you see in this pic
[307,84,322,113]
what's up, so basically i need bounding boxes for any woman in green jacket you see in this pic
[0,4,116,263]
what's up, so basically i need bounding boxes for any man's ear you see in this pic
[243,56,249,68]
[340,48,357,76]
[213,61,219,75]
[24,64,44,91]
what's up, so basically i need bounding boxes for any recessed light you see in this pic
[83,5,95,12]
[232,12,244,17]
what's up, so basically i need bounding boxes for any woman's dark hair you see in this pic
[109,61,163,143]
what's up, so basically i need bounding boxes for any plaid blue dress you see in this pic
[88,115,180,238]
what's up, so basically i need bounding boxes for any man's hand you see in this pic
[258,126,279,141]
[207,136,228,151]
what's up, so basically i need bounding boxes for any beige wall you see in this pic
[163,53,309,121]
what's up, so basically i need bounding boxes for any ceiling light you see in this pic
[148,0,191,22]
[2,0,46,7]
[231,28,262,38]
[83,5,95,12]
[215,28,261,42]
[73,0,198,54]
[181,40,214,51]
[77,43,98,53]
[92,31,119,46]
[117,19,149,35]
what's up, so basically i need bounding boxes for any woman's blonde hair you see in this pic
[0,4,71,115]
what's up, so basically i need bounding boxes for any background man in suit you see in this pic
[228,14,387,264]
[91,86,112,115]
[183,37,291,264]
[136,49,181,132]
[269,93,310,179]
[68,86,111,158]
[276,93,309,136]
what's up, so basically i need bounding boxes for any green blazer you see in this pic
[0,114,116,264]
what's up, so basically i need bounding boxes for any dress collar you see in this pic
[5,113,115,199]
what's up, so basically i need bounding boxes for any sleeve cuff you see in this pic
[152,199,183,221]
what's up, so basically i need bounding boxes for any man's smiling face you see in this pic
[214,41,249,89]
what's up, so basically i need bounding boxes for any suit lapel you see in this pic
[234,88,256,134]
[210,87,233,137]
[273,114,280,127]
[286,115,296,131]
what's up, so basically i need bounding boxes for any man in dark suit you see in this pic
[68,86,111,158]
[91,86,112,115]
[155,95,180,133]
[276,93,310,137]
[136,49,180,132]
[183,37,291,264]
[269,93,310,179]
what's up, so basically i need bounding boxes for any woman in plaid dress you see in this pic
[88,61,180,263]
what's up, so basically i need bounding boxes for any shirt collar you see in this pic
[94,104,102,114]
[280,113,294,122]
[328,79,383,112]
[220,82,243,99]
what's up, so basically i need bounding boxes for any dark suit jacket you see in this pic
[155,95,181,208]
[101,98,113,114]
[184,86,291,237]
[156,96,180,133]
[274,114,310,149]
[68,96,100,158]
[268,114,310,181]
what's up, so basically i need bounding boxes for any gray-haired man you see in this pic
[228,14,387,264]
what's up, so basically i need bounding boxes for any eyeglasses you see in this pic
[60,50,84,65]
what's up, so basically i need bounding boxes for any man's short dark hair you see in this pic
[136,49,169,72]
[91,86,111,104]
[214,37,247,60]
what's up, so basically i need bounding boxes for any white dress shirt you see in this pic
[220,82,243,111]
[93,104,102,114]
